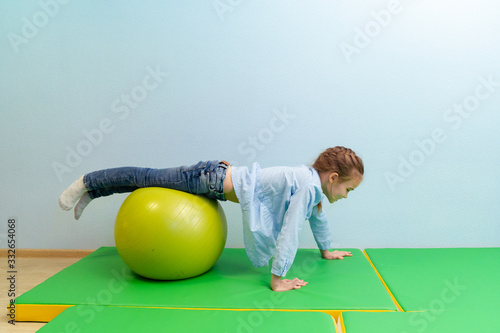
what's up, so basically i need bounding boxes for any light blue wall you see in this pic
[1,0,499,250]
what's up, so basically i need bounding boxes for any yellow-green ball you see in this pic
[114,187,227,280]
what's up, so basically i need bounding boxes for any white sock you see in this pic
[59,175,86,210]
[74,192,93,220]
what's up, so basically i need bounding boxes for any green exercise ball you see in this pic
[114,187,227,280]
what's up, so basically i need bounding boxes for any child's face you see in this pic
[322,173,363,204]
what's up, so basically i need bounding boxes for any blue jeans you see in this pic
[83,160,229,201]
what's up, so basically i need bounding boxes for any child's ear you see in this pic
[329,172,339,183]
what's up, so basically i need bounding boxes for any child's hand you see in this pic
[271,274,308,292]
[321,250,353,260]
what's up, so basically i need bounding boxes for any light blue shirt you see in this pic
[231,163,333,277]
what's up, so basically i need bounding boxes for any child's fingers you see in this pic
[332,251,352,259]
[291,277,308,287]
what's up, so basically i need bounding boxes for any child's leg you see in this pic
[83,161,228,199]
[59,161,229,218]
[73,186,140,220]
[59,165,185,211]
[83,166,188,198]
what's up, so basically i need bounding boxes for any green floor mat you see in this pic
[364,248,500,311]
[37,306,337,332]
[16,247,397,321]
[341,310,500,333]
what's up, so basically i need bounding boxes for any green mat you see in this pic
[17,247,396,321]
[341,310,500,333]
[37,306,337,332]
[364,248,500,311]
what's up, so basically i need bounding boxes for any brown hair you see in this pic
[312,147,363,212]
[312,146,364,179]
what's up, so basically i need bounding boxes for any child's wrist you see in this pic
[271,274,282,291]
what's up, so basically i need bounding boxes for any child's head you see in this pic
[313,147,364,203]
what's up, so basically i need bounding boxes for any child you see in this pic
[59,146,364,292]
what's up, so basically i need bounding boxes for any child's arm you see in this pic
[271,274,308,292]
[309,206,334,252]
[270,187,316,291]
[320,249,352,260]
[309,209,352,260]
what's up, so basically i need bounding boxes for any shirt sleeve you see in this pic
[309,206,333,250]
[271,187,314,277]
